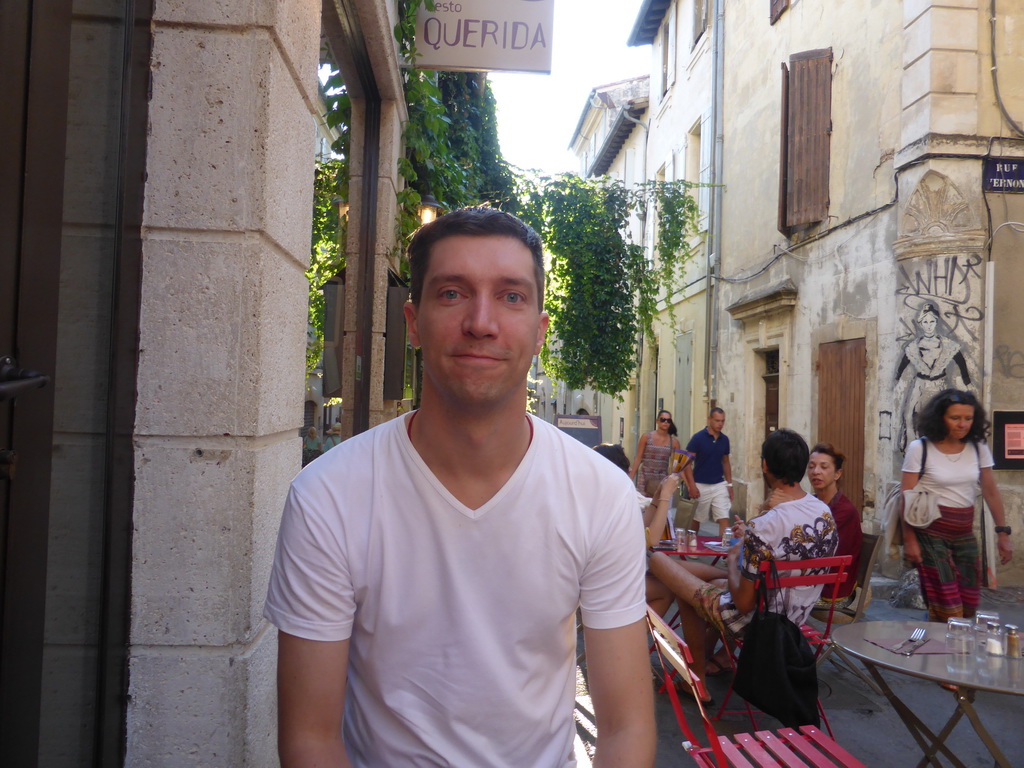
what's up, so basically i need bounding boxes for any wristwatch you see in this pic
[995,526,1012,535]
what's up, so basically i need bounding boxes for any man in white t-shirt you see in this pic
[647,428,838,687]
[264,207,655,767]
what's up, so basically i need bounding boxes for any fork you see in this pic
[890,628,925,653]
[902,629,929,656]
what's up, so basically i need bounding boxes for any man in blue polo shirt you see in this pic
[683,408,733,538]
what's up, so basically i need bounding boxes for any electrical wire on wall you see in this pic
[990,0,1024,138]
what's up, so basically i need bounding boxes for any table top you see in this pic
[660,536,729,559]
[832,620,1024,696]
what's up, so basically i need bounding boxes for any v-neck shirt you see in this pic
[264,412,645,766]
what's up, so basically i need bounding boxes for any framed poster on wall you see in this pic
[991,411,1024,470]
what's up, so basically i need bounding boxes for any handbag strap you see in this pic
[756,558,792,617]
[919,437,927,479]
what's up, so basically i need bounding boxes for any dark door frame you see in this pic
[1,0,150,764]
[1,1,74,761]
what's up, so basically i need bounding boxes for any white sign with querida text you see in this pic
[415,0,554,74]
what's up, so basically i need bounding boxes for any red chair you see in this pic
[715,555,852,736]
[648,606,867,768]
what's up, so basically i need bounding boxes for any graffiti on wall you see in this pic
[893,255,983,452]
[995,345,1024,379]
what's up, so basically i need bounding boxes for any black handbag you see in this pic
[732,560,820,728]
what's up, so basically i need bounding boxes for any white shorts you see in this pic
[693,481,731,522]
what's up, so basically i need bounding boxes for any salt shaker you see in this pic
[986,621,1005,657]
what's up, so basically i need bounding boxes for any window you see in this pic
[770,0,789,25]
[685,110,711,231]
[659,8,676,97]
[693,0,708,46]
[778,48,832,236]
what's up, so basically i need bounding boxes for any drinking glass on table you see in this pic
[676,527,688,552]
[946,617,972,654]
[974,611,1000,659]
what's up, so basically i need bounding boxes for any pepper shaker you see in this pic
[1006,624,1021,660]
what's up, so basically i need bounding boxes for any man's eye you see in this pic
[505,293,523,304]
[442,290,459,300]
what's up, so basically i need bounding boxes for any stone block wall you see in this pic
[126,0,321,764]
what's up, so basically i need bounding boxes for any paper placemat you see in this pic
[866,637,950,655]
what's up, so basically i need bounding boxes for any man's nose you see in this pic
[463,297,498,337]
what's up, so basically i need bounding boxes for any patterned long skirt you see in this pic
[914,505,980,622]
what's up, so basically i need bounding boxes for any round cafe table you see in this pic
[831,620,1024,768]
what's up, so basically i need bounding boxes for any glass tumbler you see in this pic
[676,527,688,552]
[946,617,972,654]
[974,611,1000,658]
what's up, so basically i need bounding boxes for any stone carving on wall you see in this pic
[892,171,984,452]
[893,170,986,261]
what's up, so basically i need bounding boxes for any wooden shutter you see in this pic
[777,62,789,236]
[817,339,866,512]
[785,48,832,230]
[771,0,789,25]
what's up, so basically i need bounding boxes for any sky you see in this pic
[488,0,651,175]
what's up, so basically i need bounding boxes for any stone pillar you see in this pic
[901,0,980,154]
[126,1,321,764]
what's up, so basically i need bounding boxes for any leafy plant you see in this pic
[308,0,701,399]
[517,173,700,395]
[394,1,517,248]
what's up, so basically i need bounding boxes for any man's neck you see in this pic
[706,427,720,439]
[767,480,805,502]
[408,395,533,509]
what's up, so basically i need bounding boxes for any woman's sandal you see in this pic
[704,658,732,677]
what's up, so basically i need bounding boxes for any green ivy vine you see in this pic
[309,0,701,400]
[516,174,700,395]
[395,0,516,246]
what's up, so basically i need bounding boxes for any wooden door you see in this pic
[817,339,866,511]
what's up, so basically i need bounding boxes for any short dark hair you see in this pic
[915,388,990,443]
[593,443,630,474]
[709,407,725,417]
[810,442,845,471]
[761,428,809,485]
[407,206,545,309]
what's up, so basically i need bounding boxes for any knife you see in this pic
[902,637,929,656]
[889,636,916,653]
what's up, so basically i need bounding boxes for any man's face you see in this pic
[404,235,548,413]
[707,412,725,436]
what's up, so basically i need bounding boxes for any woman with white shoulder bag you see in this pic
[901,389,1013,622]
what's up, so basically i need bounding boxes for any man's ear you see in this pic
[404,301,420,348]
[535,312,549,354]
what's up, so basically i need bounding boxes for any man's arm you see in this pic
[722,454,734,501]
[583,620,657,768]
[278,631,352,768]
[727,558,757,614]
[683,462,699,499]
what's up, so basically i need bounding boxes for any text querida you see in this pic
[421,15,548,51]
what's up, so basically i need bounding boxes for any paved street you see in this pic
[573,528,1024,767]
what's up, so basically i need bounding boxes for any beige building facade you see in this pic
[715,0,1024,582]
